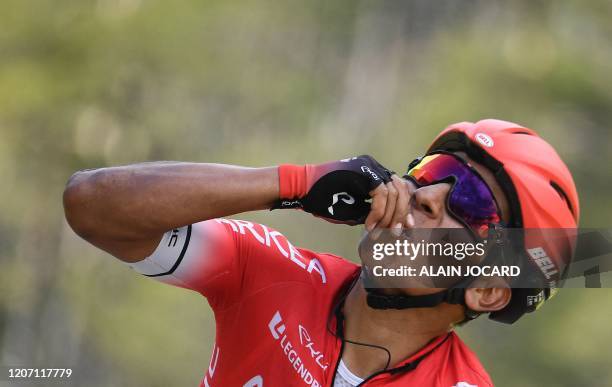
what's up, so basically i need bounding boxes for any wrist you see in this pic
[278,164,314,199]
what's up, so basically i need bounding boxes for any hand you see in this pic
[273,155,394,225]
[365,174,416,233]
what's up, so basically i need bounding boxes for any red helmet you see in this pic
[428,119,580,324]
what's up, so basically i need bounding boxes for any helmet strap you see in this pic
[364,276,480,322]
[365,286,466,309]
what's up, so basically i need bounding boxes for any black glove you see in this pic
[273,155,394,225]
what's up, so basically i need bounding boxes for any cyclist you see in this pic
[63,119,579,386]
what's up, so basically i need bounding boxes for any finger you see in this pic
[377,181,398,229]
[390,175,410,229]
[365,183,388,231]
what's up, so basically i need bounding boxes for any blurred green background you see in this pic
[1,0,611,386]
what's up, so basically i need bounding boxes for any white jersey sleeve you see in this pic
[126,218,324,310]
[126,220,244,308]
[129,225,194,278]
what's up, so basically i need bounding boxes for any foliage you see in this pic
[1,1,611,385]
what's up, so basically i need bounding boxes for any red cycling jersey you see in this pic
[129,219,493,387]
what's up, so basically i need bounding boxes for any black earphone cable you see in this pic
[326,271,392,371]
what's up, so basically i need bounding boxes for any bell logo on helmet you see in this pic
[526,291,545,308]
[475,132,494,148]
[527,247,559,280]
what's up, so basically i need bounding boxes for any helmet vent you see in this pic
[512,131,532,135]
[550,181,575,218]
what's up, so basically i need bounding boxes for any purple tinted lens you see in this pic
[448,166,500,231]
[407,154,500,233]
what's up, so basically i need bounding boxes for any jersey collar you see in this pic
[328,269,452,382]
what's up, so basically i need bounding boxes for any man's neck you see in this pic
[340,280,463,378]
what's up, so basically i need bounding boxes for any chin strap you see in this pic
[364,283,481,321]
[365,287,466,309]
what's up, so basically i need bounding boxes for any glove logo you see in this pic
[280,200,302,208]
[360,165,380,181]
[328,192,355,215]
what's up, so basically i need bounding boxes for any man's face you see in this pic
[358,151,510,295]
[408,151,510,230]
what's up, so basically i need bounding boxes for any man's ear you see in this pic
[464,277,512,312]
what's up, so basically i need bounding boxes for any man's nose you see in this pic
[412,183,452,220]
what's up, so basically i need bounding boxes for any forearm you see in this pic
[63,162,278,259]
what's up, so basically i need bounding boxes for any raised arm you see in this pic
[63,162,278,262]
[63,156,412,264]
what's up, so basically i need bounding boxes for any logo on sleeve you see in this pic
[168,229,180,247]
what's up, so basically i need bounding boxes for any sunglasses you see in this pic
[403,151,501,239]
